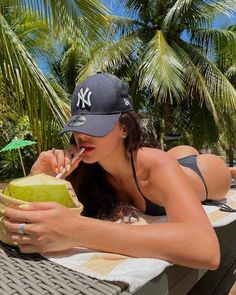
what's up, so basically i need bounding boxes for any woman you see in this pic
[2,73,232,270]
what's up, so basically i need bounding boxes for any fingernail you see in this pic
[12,242,18,246]
[66,164,71,172]
[60,166,64,173]
[55,168,59,174]
[0,208,5,215]
[18,204,30,209]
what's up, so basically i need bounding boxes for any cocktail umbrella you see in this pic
[0,137,36,176]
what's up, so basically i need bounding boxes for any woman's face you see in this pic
[73,121,126,164]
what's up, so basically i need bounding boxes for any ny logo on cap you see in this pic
[77,87,92,109]
[123,98,130,106]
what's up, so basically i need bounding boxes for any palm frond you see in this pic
[172,40,217,117]
[61,42,88,93]
[225,64,236,80]
[186,102,220,148]
[215,26,236,70]
[218,110,236,145]
[162,0,236,30]
[9,0,109,42]
[14,12,52,59]
[76,32,141,83]
[106,15,143,38]
[162,0,195,30]
[116,0,149,17]
[190,28,236,56]
[180,39,236,110]
[0,12,70,150]
[138,30,185,103]
[203,0,236,16]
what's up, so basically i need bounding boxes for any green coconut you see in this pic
[3,173,81,208]
[0,174,83,246]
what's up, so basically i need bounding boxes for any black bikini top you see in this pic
[130,151,166,216]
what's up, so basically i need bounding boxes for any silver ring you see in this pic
[18,223,25,235]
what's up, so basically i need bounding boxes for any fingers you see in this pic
[2,204,50,224]
[52,149,68,174]
[10,233,37,254]
[11,234,32,244]
[53,148,82,176]
[35,149,71,175]
[18,244,36,253]
[19,202,61,211]
[3,202,60,220]
[3,219,32,235]
[30,150,60,175]
[31,145,82,177]
[2,205,49,250]
[4,208,31,222]
[64,149,75,172]
[67,144,79,155]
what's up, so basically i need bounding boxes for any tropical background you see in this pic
[1,0,236,178]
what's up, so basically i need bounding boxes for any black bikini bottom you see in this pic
[177,155,208,199]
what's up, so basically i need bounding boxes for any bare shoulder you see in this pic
[137,147,193,206]
[137,148,214,227]
[137,147,180,192]
[137,147,177,171]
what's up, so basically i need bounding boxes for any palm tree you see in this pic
[74,0,236,149]
[0,0,108,152]
[2,0,236,154]
[214,23,236,163]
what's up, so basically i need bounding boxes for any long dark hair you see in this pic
[67,111,145,219]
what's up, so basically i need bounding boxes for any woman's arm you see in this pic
[2,201,219,270]
[77,215,219,270]
[2,154,220,270]
[76,154,220,270]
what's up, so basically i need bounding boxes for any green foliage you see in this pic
[106,0,236,151]
[0,150,21,178]
[0,115,37,178]
[0,0,109,155]
[1,0,236,162]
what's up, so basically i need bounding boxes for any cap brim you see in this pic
[59,113,121,137]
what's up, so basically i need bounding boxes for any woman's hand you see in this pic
[2,202,82,253]
[30,144,82,178]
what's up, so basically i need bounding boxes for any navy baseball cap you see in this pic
[60,73,133,137]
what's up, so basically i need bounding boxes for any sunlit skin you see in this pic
[3,121,233,270]
[167,145,231,202]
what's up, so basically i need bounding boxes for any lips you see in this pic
[79,144,95,155]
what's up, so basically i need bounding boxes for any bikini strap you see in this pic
[130,151,166,216]
[130,151,147,199]
[178,155,209,201]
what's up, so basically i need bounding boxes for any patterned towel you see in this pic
[44,190,236,293]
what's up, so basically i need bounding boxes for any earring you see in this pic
[121,134,127,139]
